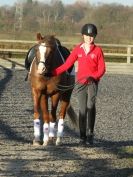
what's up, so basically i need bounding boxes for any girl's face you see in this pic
[83,35,95,45]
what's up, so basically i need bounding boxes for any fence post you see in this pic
[127,46,131,64]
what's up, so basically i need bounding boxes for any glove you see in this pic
[88,77,95,82]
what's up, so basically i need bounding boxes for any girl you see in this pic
[53,24,106,146]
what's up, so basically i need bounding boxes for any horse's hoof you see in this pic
[43,140,49,146]
[49,137,55,145]
[56,137,62,146]
[33,139,41,146]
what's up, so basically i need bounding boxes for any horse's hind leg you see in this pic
[32,88,41,146]
[56,89,73,146]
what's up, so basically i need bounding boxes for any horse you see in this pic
[27,33,76,146]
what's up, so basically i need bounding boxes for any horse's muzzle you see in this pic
[37,62,46,74]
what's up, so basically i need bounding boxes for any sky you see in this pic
[0,0,133,7]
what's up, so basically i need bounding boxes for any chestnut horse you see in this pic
[28,33,75,146]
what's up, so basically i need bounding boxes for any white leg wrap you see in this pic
[49,122,56,138]
[34,119,40,141]
[57,119,64,137]
[43,123,49,142]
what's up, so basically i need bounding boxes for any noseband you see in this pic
[35,57,45,66]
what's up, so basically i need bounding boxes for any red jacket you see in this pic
[53,43,106,84]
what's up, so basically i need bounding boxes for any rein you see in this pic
[34,42,96,94]
[55,41,69,75]
[56,76,98,104]
[56,76,97,93]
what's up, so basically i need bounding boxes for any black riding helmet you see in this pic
[81,23,97,37]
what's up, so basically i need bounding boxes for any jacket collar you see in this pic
[80,43,95,54]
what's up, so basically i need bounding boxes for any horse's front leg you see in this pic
[56,101,70,146]
[40,94,49,146]
[32,88,41,146]
[49,93,60,144]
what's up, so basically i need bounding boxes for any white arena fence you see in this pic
[0,40,133,74]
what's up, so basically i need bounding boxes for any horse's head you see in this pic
[35,33,58,75]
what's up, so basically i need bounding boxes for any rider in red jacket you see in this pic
[53,23,106,146]
[53,42,105,84]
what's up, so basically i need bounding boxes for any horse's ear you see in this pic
[36,33,43,41]
[52,34,56,38]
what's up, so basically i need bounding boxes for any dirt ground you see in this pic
[0,67,133,177]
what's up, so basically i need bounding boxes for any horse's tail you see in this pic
[66,104,78,129]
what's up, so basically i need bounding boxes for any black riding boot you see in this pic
[87,106,96,145]
[79,112,87,146]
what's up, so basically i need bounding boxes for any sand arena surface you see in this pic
[0,68,132,177]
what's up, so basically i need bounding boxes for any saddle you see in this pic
[25,44,37,71]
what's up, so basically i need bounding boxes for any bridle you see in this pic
[35,44,51,65]
[35,43,56,75]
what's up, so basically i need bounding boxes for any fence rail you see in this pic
[99,43,133,64]
[0,40,133,63]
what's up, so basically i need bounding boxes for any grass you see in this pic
[119,146,133,154]
[105,56,128,63]
[116,146,133,162]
